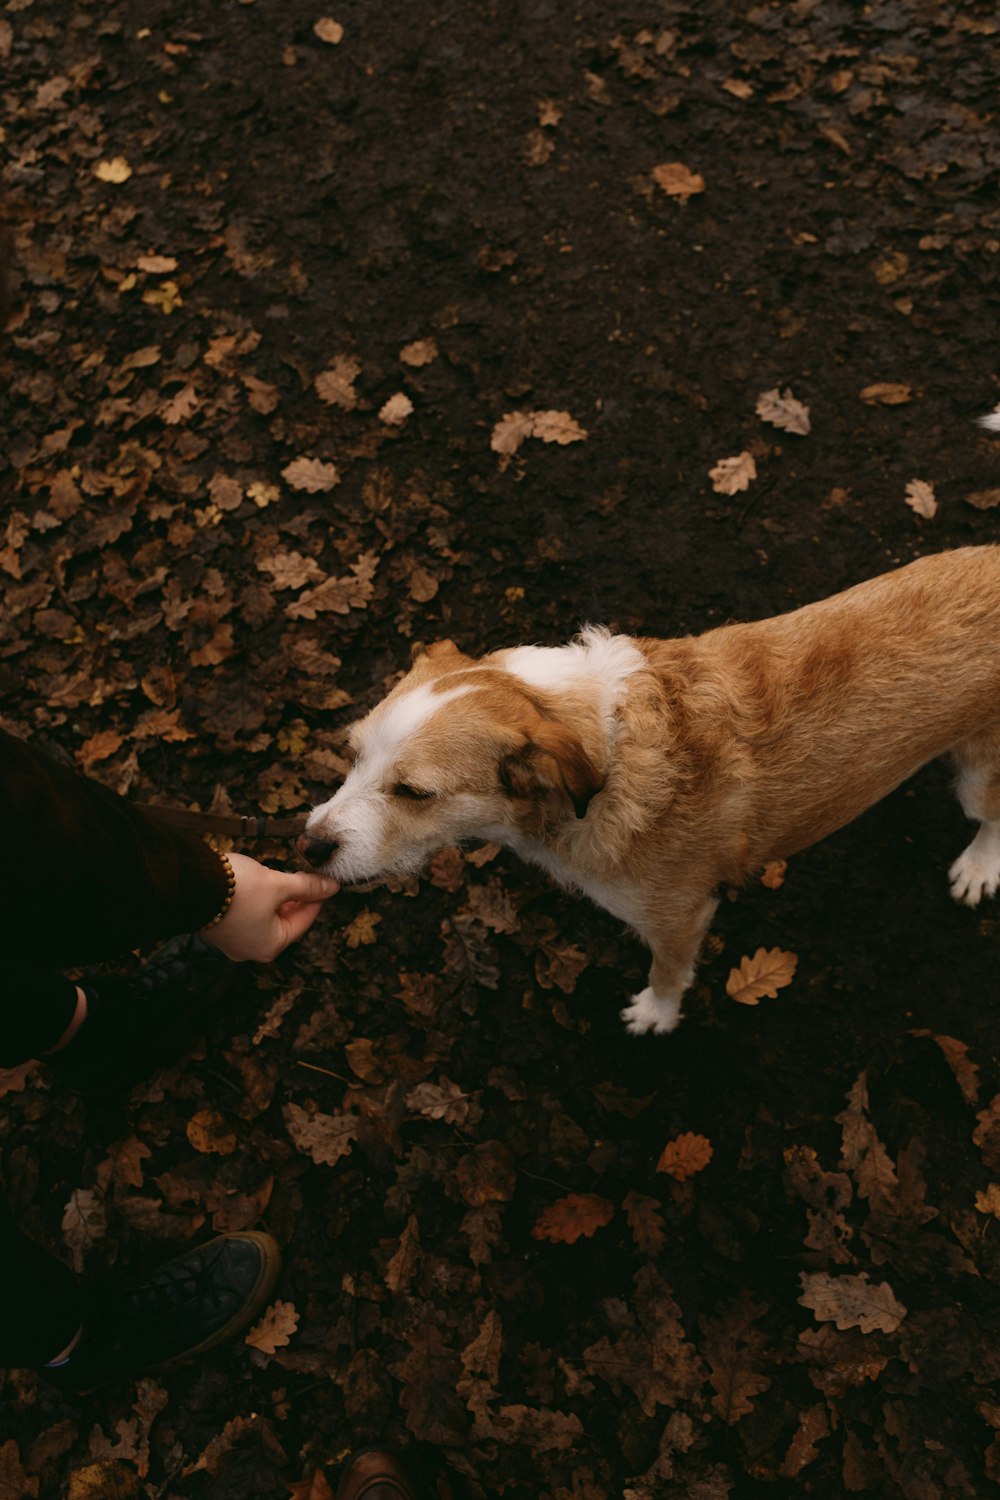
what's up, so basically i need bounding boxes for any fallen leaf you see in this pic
[400,338,438,367]
[798,1271,906,1334]
[281,457,340,493]
[77,730,124,770]
[343,909,381,947]
[531,1193,614,1244]
[455,1141,516,1205]
[652,161,705,201]
[314,354,361,408]
[726,947,797,1004]
[859,381,911,405]
[761,859,787,889]
[161,383,199,425]
[709,451,756,494]
[245,1299,299,1353]
[379,392,413,426]
[283,1101,358,1166]
[186,1108,238,1156]
[656,1132,713,1181]
[623,1190,666,1256]
[904,478,937,518]
[490,409,587,455]
[700,1290,771,1424]
[94,157,132,183]
[756,386,811,435]
[910,1030,980,1105]
[531,409,588,445]
[723,77,754,98]
[313,17,344,44]
[975,1184,1000,1220]
[62,1188,107,1272]
[137,254,177,274]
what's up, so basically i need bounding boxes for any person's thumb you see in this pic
[279,870,340,903]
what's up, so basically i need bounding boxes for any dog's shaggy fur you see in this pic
[304,546,1000,1033]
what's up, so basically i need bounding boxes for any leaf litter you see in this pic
[4,0,1000,1496]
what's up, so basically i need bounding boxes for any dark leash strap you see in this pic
[136,804,308,842]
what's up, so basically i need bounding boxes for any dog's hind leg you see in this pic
[621,891,718,1036]
[949,724,1000,907]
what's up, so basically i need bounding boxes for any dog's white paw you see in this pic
[950,825,1000,908]
[620,986,682,1037]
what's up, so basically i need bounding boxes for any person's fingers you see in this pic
[275,898,327,947]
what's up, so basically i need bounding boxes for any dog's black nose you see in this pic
[297,834,338,867]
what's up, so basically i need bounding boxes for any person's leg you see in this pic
[0,1194,83,1367]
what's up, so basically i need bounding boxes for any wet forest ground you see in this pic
[2,0,1000,1496]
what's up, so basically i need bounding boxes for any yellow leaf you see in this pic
[652,161,705,201]
[379,391,413,426]
[709,451,756,495]
[94,156,132,183]
[756,386,811,436]
[313,17,344,44]
[726,947,798,1004]
[859,381,911,405]
[904,478,937,519]
[975,1183,1000,1219]
[245,1299,299,1354]
[344,909,381,947]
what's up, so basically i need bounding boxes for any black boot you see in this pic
[47,932,236,1096]
[44,1230,282,1393]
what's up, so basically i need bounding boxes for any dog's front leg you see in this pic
[620,892,718,1037]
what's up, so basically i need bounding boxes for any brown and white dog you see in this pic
[301,546,1000,1034]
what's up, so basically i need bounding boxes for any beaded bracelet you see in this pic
[203,852,237,928]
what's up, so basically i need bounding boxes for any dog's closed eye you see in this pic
[394,782,435,801]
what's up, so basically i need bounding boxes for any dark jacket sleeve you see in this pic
[0,728,230,964]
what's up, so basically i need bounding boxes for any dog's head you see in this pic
[300,639,605,883]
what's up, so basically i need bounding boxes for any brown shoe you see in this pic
[334,1449,419,1500]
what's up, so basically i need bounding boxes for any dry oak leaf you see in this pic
[623,1189,667,1256]
[186,1108,237,1156]
[281,456,339,493]
[245,1298,299,1354]
[161,383,199,425]
[379,391,413,426]
[137,253,177,274]
[709,451,756,495]
[905,478,937,519]
[283,1101,358,1166]
[78,730,124,770]
[798,1271,906,1334]
[257,549,324,591]
[490,409,587,455]
[62,1188,107,1272]
[910,1030,980,1106]
[859,381,912,405]
[313,17,344,43]
[726,946,797,1004]
[531,1193,614,1244]
[286,551,378,619]
[94,156,132,183]
[400,337,438,367]
[975,1183,1000,1220]
[343,909,381,947]
[756,386,811,435]
[652,161,705,201]
[314,354,361,409]
[531,409,588,445]
[761,859,787,889]
[656,1132,713,1181]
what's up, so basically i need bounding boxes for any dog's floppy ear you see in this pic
[411,637,462,664]
[500,721,604,818]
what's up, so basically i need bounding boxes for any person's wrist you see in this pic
[203,852,237,930]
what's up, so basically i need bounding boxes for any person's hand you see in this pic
[202,851,339,962]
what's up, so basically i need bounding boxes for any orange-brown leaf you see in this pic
[726,946,797,1004]
[656,1132,713,1181]
[531,1193,614,1244]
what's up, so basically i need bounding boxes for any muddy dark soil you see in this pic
[3,2,1000,1497]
